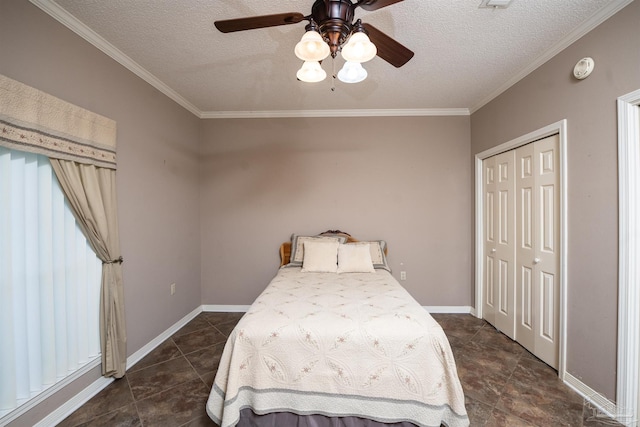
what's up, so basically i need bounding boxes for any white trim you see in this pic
[474,155,485,320]
[203,304,251,313]
[30,0,632,119]
[27,0,470,121]
[125,306,202,369]
[28,0,201,117]
[32,376,113,427]
[469,0,633,113]
[0,356,102,426]
[474,119,568,379]
[617,89,640,427]
[200,108,470,119]
[564,372,618,421]
[559,120,569,382]
[23,306,204,427]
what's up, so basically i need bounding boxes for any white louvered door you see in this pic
[482,134,560,368]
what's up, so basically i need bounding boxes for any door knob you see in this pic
[533,257,541,264]
[491,248,496,253]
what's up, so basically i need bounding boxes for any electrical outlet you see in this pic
[170,283,176,295]
[400,271,406,281]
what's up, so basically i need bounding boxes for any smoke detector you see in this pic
[573,57,595,80]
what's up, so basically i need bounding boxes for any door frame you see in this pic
[616,89,640,425]
[474,119,568,379]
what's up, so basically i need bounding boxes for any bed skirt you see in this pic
[236,409,423,427]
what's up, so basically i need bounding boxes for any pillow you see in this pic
[337,243,375,273]
[287,234,347,267]
[343,240,391,272]
[301,240,339,273]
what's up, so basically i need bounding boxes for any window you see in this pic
[0,147,101,419]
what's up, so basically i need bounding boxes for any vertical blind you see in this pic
[0,147,101,416]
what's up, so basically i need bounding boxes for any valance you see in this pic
[0,73,126,378]
[0,74,117,168]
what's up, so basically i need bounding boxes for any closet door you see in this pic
[515,134,560,368]
[483,156,497,326]
[483,151,516,338]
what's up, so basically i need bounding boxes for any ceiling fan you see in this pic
[214,0,414,83]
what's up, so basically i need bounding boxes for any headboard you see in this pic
[279,230,387,267]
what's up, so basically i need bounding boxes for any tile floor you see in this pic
[57,312,621,427]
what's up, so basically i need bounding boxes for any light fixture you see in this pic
[294,21,330,62]
[216,0,416,85]
[293,17,376,84]
[338,61,367,83]
[296,61,327,83]
[340,22,376,63]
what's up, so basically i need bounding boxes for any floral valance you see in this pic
[0,74,117,169]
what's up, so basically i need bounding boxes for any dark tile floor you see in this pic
[57,313,621,427]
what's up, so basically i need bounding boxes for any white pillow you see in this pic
[337,243,375,273]
[288,234,347,266]
[301,240,339,273]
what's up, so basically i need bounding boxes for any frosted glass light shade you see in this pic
[297,61,327,82]
[337,61,367,83]
[295,30,330,62]
[341,32,376,63]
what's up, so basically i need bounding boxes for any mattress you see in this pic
[206,267,469,427]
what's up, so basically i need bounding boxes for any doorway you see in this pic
[616,89,640,425]
[482,134,560,368]
[475,120,567,376]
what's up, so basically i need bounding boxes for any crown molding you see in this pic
[199,108,470,119]
[29,0,201,117]
[30,0,467,120]
[31,0,632,119]
[469,0,634,114]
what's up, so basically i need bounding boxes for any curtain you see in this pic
[50,160,126,377]
[0,74,125,378]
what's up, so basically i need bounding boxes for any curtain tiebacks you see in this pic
[103,256,124,265]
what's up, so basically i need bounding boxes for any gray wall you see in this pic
[1,0,636,423]
[470,0,640,400]
[200,116,472,306]
[0,1,202,425]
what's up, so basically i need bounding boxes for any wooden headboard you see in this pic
[279,230,386,267]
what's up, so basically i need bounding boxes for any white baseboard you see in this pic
[29,306,204,427]
[126,306,202,369]
[1,357,103,427]
[424,306,474,314]
[202,304,251,312]
[33,376,113,427]
[564,372,627,424]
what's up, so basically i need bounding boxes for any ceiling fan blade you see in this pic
[363,23,414,68]
[215,12,306,33]
[358,0,404,12]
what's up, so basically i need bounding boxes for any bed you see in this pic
[206,231,469,427]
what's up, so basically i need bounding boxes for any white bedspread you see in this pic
[206,268,469,427]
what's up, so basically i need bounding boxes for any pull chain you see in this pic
[331,55,336,92]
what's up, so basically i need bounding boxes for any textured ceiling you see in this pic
[32,0,631,118]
